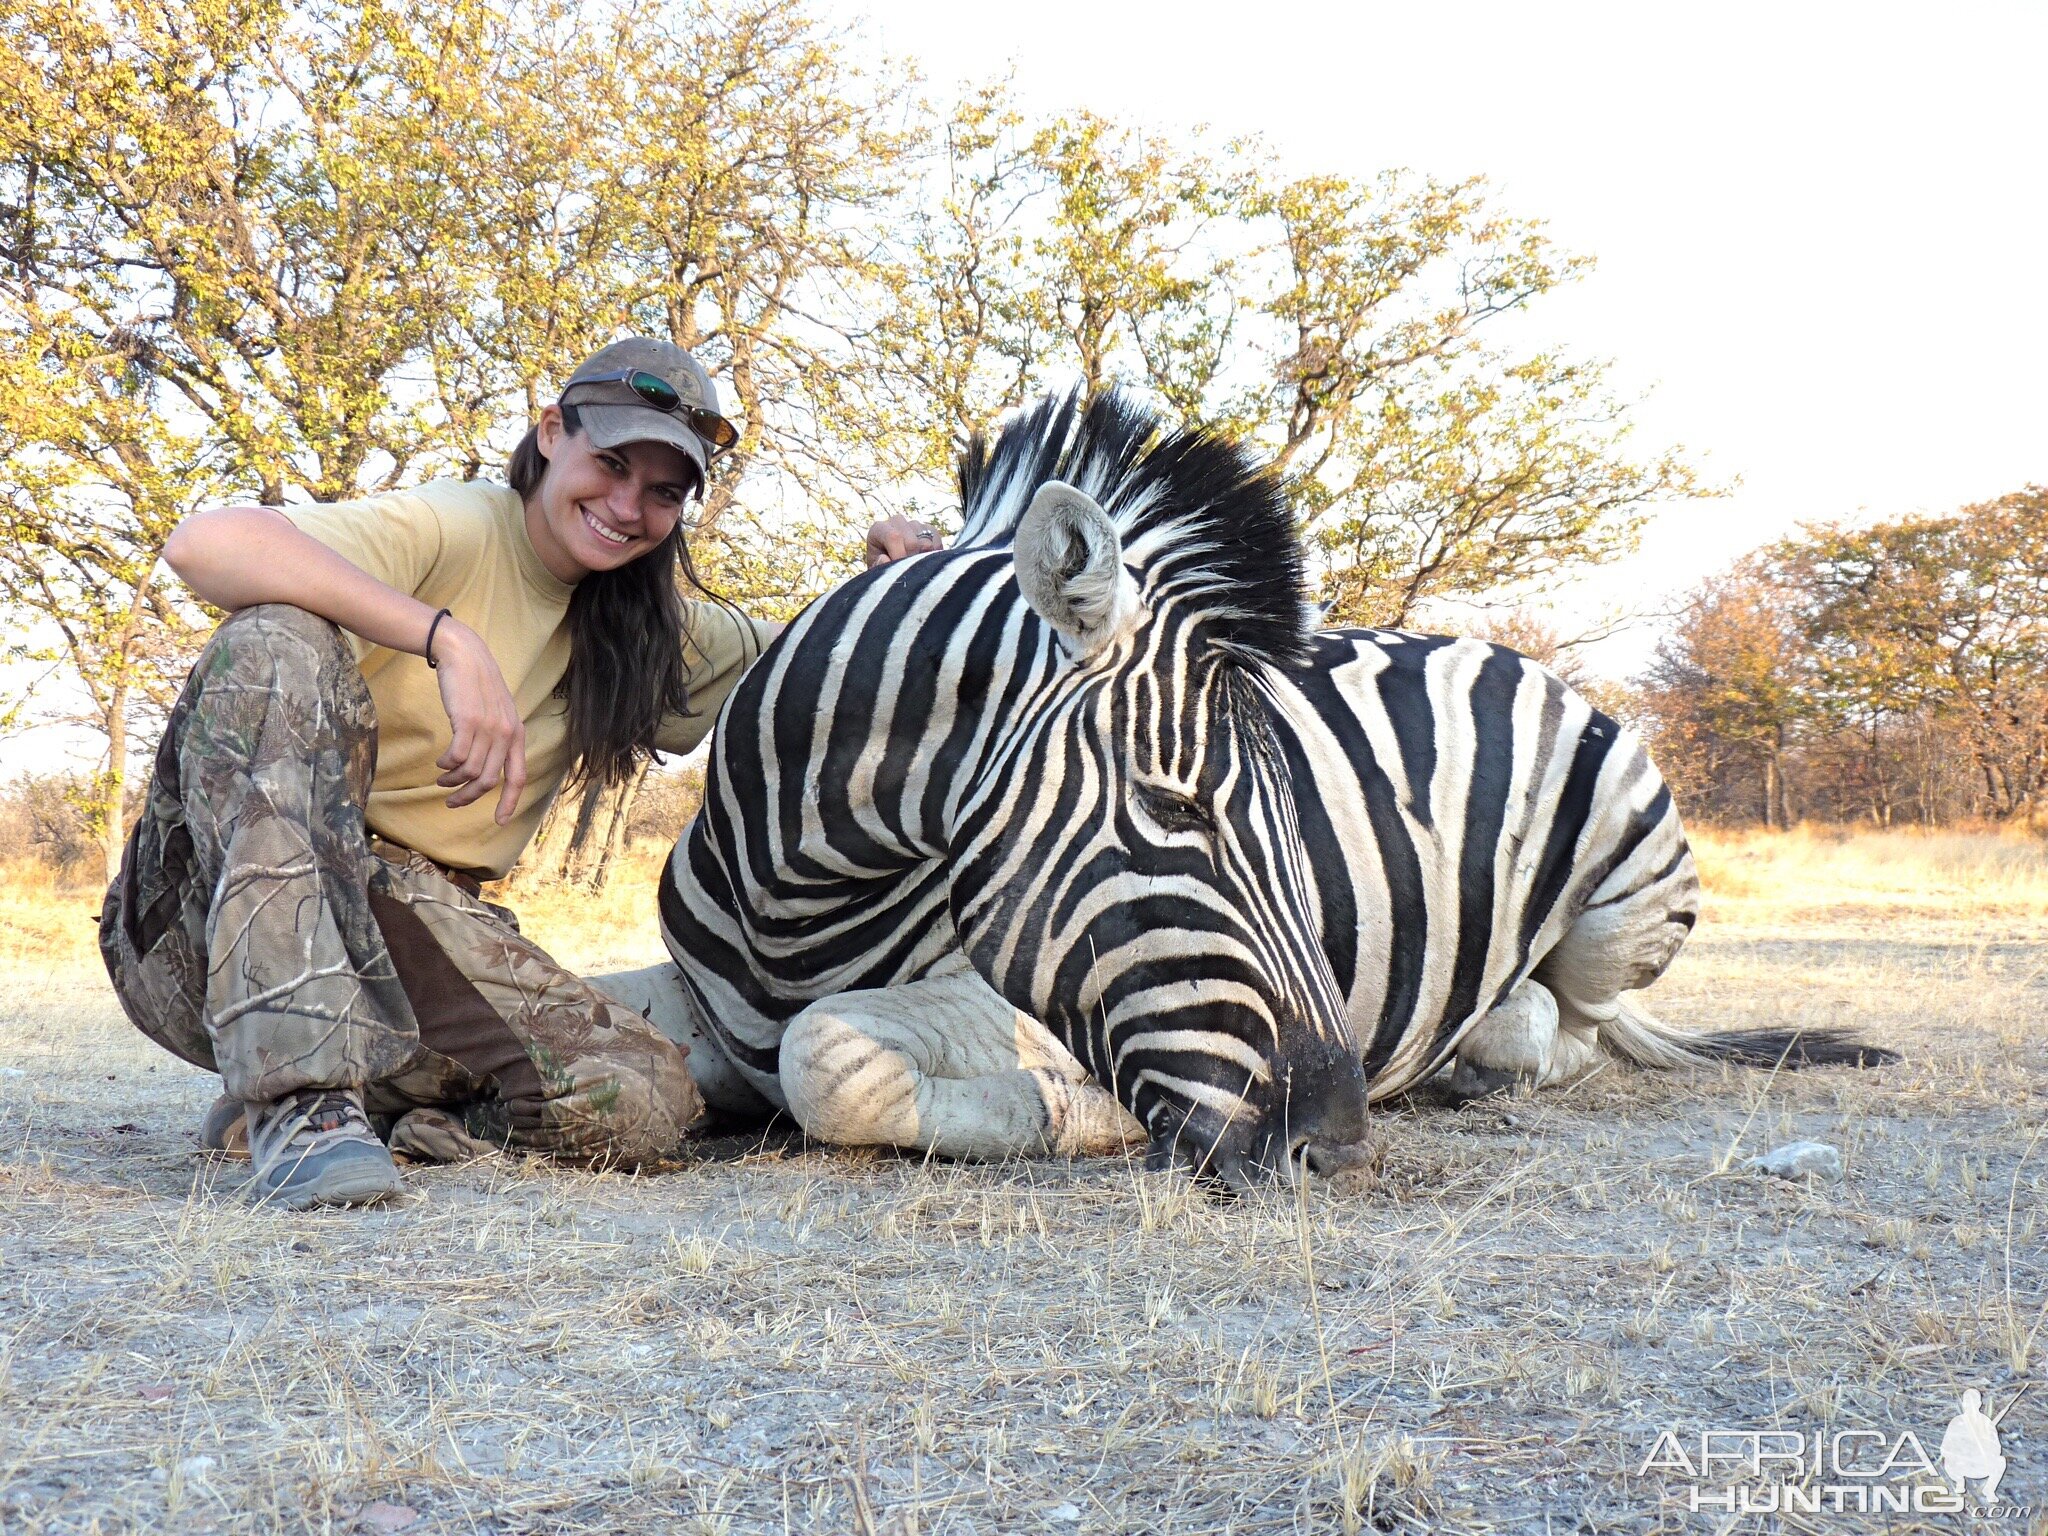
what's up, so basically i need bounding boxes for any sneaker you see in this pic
[199,1092,249,1158]
[245,1087,404,1209]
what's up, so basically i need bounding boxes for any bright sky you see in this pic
[7,1,2043,776]
[838,0,2048,668]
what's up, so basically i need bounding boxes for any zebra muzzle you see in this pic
[1291,1133,1377,1178]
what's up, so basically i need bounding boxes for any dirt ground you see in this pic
[2,829,2044,1535]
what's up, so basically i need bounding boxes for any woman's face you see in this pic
[525,406,701,582]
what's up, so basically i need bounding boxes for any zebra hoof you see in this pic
[1042,1076,1145,1157]
[1445,1059,1529,1102]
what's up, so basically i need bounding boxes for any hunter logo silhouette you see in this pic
[1940,1390,2007,1502]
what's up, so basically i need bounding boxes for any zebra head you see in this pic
[948,394,1371,1189]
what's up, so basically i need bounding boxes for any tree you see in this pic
[1773,490,2048,820]
[0,335,219,873]
[1636,564,1810,827]
[576,2,913,536]
[863,114,1702,622]
[1015,112,1245,412]
[0,0,518,875]
[0,0,512,501]
[1634,489,2048,829]
[0,0,916,876]
[860,92,1246,507]
[1241,171,1702,625]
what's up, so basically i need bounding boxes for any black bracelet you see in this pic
[424,607,453,669]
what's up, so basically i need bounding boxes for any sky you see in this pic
[6,1,2044,774]
[832,0,2048,667]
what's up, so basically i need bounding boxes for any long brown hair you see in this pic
[507,404,705,786]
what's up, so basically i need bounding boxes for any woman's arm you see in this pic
[164,505,528,824]
[167,505,452,655]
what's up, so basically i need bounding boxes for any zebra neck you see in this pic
[739,551,1060,900]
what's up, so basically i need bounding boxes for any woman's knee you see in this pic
[201,605,366,711]
[206,602,353,669]
[171,604,377,803]
[510,1027,702,1166]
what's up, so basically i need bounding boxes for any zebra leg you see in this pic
[779,971,1144,1161]
[586,962,777,1122]
[1533,851,1700,1072]
[1447,979,1563,1098]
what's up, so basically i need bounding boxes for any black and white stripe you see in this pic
[658,391,1882,1185]
[1265,628,1696,1097]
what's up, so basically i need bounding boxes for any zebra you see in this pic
[593,392,1893,1186]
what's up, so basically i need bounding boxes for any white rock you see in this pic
[1047,1503,1081,1523]
[179,1455,217,1484]
[1745,1140,1843,1181]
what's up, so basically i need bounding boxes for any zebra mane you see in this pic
[954,391,1312,667]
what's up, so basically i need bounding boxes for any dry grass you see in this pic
[493,845,679,978]
[3,830,2045,1534]
[1692,823,2048,936]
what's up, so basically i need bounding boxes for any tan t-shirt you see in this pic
[284,479,772,879]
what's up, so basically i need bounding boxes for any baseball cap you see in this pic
[560,337,733,478]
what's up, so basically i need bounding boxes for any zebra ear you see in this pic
[1014,481,1139,658]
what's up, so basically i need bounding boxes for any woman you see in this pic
[101,337,941,1209]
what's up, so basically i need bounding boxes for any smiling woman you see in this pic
[98,337,945,1212]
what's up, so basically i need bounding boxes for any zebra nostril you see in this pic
[1299,1135,1376,1178]
[1277,1133,1321,1184]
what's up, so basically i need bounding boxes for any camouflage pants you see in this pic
[99,604,702,1164]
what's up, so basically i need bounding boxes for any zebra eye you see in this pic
[1135,783,1214,835]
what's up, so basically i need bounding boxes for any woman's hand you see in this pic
[429,619,528,825]
[865,516,945,568]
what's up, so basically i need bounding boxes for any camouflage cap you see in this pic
[562,337,726,476]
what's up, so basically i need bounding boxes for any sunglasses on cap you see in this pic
[563,369,740,459]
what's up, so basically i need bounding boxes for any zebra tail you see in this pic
[1598,998,1902,1071]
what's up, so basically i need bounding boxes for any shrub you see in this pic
[626,764,705,849]
[0,774,104,872]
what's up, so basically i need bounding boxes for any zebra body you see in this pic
[1257,626,1697,1099]
[653,609,1691,1096]
[605,393,1878,1184]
